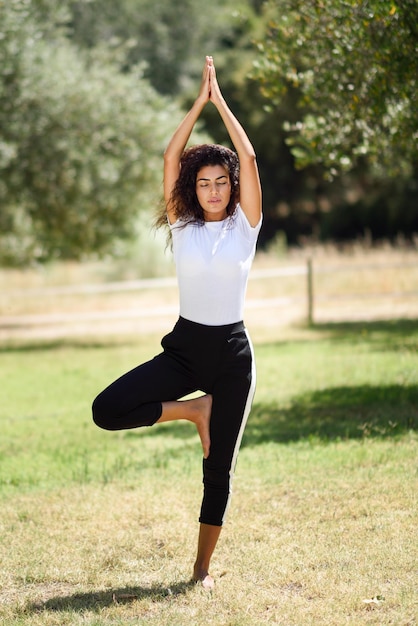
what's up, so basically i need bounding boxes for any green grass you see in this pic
[1,320,417,625]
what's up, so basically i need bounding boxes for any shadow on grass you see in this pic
[28,580,196,615]
[126,315,418,447]
[240,317,418,444]
[242,383,418,446]
[127,382,418,450]
[3,317,418,448]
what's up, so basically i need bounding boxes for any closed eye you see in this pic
[197,176,229,185]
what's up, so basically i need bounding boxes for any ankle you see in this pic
[193,566,214,590]
[184,402,200,425]
[193,563,208,577]
[189,395,211,423]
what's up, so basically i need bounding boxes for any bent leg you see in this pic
[92,351,196,431]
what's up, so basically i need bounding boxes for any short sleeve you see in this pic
[235,204,262,242]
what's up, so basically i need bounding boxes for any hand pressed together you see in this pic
[197,56,223,105]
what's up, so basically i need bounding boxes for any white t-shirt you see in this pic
[170,204,262,325]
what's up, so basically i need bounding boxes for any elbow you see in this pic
[242,150,257,164]
[163,147,181,164]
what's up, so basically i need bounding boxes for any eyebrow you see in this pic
[196,175,228,182]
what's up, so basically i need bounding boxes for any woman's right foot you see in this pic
[158,395,212,458]
[193,394,212,458]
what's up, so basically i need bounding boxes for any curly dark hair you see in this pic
[156,144,240,231]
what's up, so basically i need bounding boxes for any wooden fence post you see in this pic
[307,258,314,325]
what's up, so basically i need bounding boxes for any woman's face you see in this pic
[195,164,231,222]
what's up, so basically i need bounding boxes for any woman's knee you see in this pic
[92,392,114,430]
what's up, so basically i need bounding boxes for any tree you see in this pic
[0,1,182,264]
[253,0,418,179]
[67,0,256,96]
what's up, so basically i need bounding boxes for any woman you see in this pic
[92,56,262,589]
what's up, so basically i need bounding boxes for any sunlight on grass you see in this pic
[1,321,417,625]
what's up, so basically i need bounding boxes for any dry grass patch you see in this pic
[1,438,417,625]
[1,246,418,340]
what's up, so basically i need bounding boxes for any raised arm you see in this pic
[208,59,262,227]
[163,59,211,224]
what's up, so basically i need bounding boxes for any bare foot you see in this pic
[193,568,215,590]
[194,394,212,459]
[199,574,215,590]
[158,394,212,458]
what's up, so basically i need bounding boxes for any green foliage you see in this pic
[1,0,417,263]
[68,0,258,95]
[0,0,179,264]
[253,0,418,178]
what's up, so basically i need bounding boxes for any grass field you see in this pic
[1,312,417,625]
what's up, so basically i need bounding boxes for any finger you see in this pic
[209,66,217,83]
[202,63,210,83]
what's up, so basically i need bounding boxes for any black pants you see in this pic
[92,316,256,526]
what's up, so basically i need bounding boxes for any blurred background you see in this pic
[1,0,417,337]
